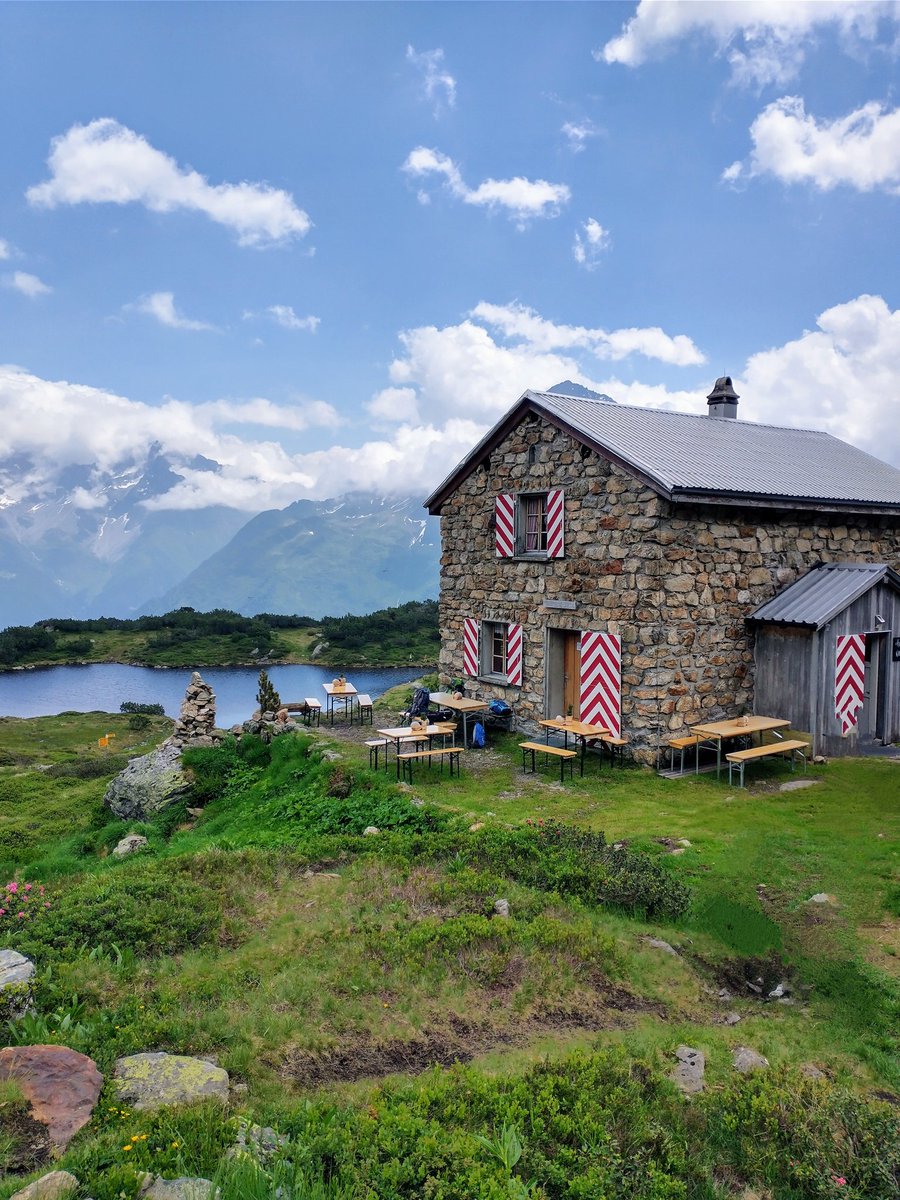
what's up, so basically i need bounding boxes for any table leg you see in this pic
[580,737,586,777]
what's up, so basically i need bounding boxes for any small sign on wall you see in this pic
[893,637,900,662]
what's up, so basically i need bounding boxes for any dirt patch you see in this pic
[279,985,665,1088]
[0,1103,53,1173]
[705,952,805,1002]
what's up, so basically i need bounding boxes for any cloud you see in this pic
[402,146,570,225]
[573,218,611,268]
[562,120,600,152]
[131,291,217,331]
[0,239,10,260]
[406,45,457,111]
[7,271,52,298]
[723,96,900,192]
[265,305,320,332]
[366,386,421,424]
[27,118,311,247]
[599,1,898,88]
[471,301,705,365]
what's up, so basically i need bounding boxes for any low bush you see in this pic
[120,701,166,715]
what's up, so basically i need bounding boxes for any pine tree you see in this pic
[256,669,281,716]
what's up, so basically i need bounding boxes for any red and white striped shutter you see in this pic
[463,618,480,678]
[495,494,514,557]
[579,631,621,737]
[506,623,523,686]
[547,488,564,558]
[835,633,866,734]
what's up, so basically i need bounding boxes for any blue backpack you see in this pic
[472,720,486,748]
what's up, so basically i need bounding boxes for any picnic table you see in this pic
[538,718,610,776]
[377,723,455,778]
[690,715,791,778]
[429,693,489,748]
[323,680,357,723]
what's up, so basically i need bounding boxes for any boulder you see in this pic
[104,743,191,821]
[672,1045,705,1094]
[112,833,150,858]
[644,938,678,957]
[732,1046,769,1073]
[0,1045,102,1151]
[9,1171,79,1200]
[493,899,510,918]
[113,1052,229,1111]
[145,1179,218,1200]
[0,948,36,1019]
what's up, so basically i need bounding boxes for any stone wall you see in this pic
[436,414,900,763]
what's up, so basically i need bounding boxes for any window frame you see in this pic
[480,619,510,682]
[515,491,549,557]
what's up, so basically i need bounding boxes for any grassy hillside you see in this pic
[0,711,897,1199]
[0,601,439,670]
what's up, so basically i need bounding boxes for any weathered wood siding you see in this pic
[753,626,815,736]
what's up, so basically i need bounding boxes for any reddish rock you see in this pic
[0,1045,102,1151]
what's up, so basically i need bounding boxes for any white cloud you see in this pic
[266,305,320,332]
[0,239,10,260]
[562,120,599,152]
[406,45,457,111]
[471,301,705,366]
[366,386,421,424]
[7,271,52,298]
[599,1,899,88]
[573,218,611,268]
[402,146,570,225]
[27,118,311,247]
[724,97,900,192]
[131,291,216,332]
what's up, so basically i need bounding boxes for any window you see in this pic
[519,493,547,554]
[483,621,507,677]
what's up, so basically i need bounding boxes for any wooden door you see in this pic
[563,632,580,719]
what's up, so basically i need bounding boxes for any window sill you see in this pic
[478,673,511,687]
[510,553,553,562]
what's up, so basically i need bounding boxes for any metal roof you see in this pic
[529,390,900,506]
[748,562,900,629]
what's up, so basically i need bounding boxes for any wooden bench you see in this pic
[519,740,577,783]
[303,698,321,727]
[356,693,373,725]
[726,740,809,788]
[397,746,462,782]
[600,734,628,766]
[667,735,701,775]
[365,738,389,770]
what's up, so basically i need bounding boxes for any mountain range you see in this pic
[0,446,440,626]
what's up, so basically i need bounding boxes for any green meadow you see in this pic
[0,704,897,1199]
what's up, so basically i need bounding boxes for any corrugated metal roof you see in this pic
[530,390,900,506]
[748,562,900,629]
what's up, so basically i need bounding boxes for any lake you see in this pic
[0,663,421,729]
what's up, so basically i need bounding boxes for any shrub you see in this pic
[0,879,50,930]
[120,701,166,715]
[256,669,281,715]
[127,714,151,730]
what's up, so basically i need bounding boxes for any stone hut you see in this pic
[424,383,900,763]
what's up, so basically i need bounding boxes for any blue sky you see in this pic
[1,1,899,514]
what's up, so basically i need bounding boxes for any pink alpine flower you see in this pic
[7,882,18,894]
[16,912,25,919]
[831,1176,847,1187]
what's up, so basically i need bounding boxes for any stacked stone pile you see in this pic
[234,705,301,741]
[170,672,223,749]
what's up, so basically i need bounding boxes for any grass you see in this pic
[0,712,896,1198]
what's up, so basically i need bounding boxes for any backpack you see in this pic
[472,721,486,748]
[489,699,511,715]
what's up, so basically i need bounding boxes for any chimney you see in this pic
[707,375,739,419]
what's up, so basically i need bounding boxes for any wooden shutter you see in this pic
[495,494,514,557]
[507,622,523,686]
[835,634,865,734]
[547,489,564,558]
[579,631,621,737]
[463,618,480,677]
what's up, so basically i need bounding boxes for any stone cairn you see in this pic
[169,672,223,749]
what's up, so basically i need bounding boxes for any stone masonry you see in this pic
[169,672,220,748]
[436,415,900,764]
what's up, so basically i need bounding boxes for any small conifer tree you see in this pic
[256,669,281,715]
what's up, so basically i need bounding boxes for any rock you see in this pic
[410,796,425,808]
[724,1012,741,1026]
[0,948,36,1018]
[780,779,819,791]
[112,833,149,857]
[807,893,837,906]
[469,821,485,831]
[229,1118,288,1164]
[732,1046,769,1073]
[144,1178,218,1200]
[676,838,692,847]
[493,899,510,918]
[672,1045,705,1094]
[0,1045,102,1151]
[9,1171,79,1200]
[104,742,191,821]
[813,755,827,765]
[799,1062,826,1080]
[645,938,679,957]
[113,1052,229,1111]
[669,847,686,856]
[362,826,380,837]
[768,982,788,999]
[169,673,218,748]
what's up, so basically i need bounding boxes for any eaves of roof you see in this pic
[747,563,900,630]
